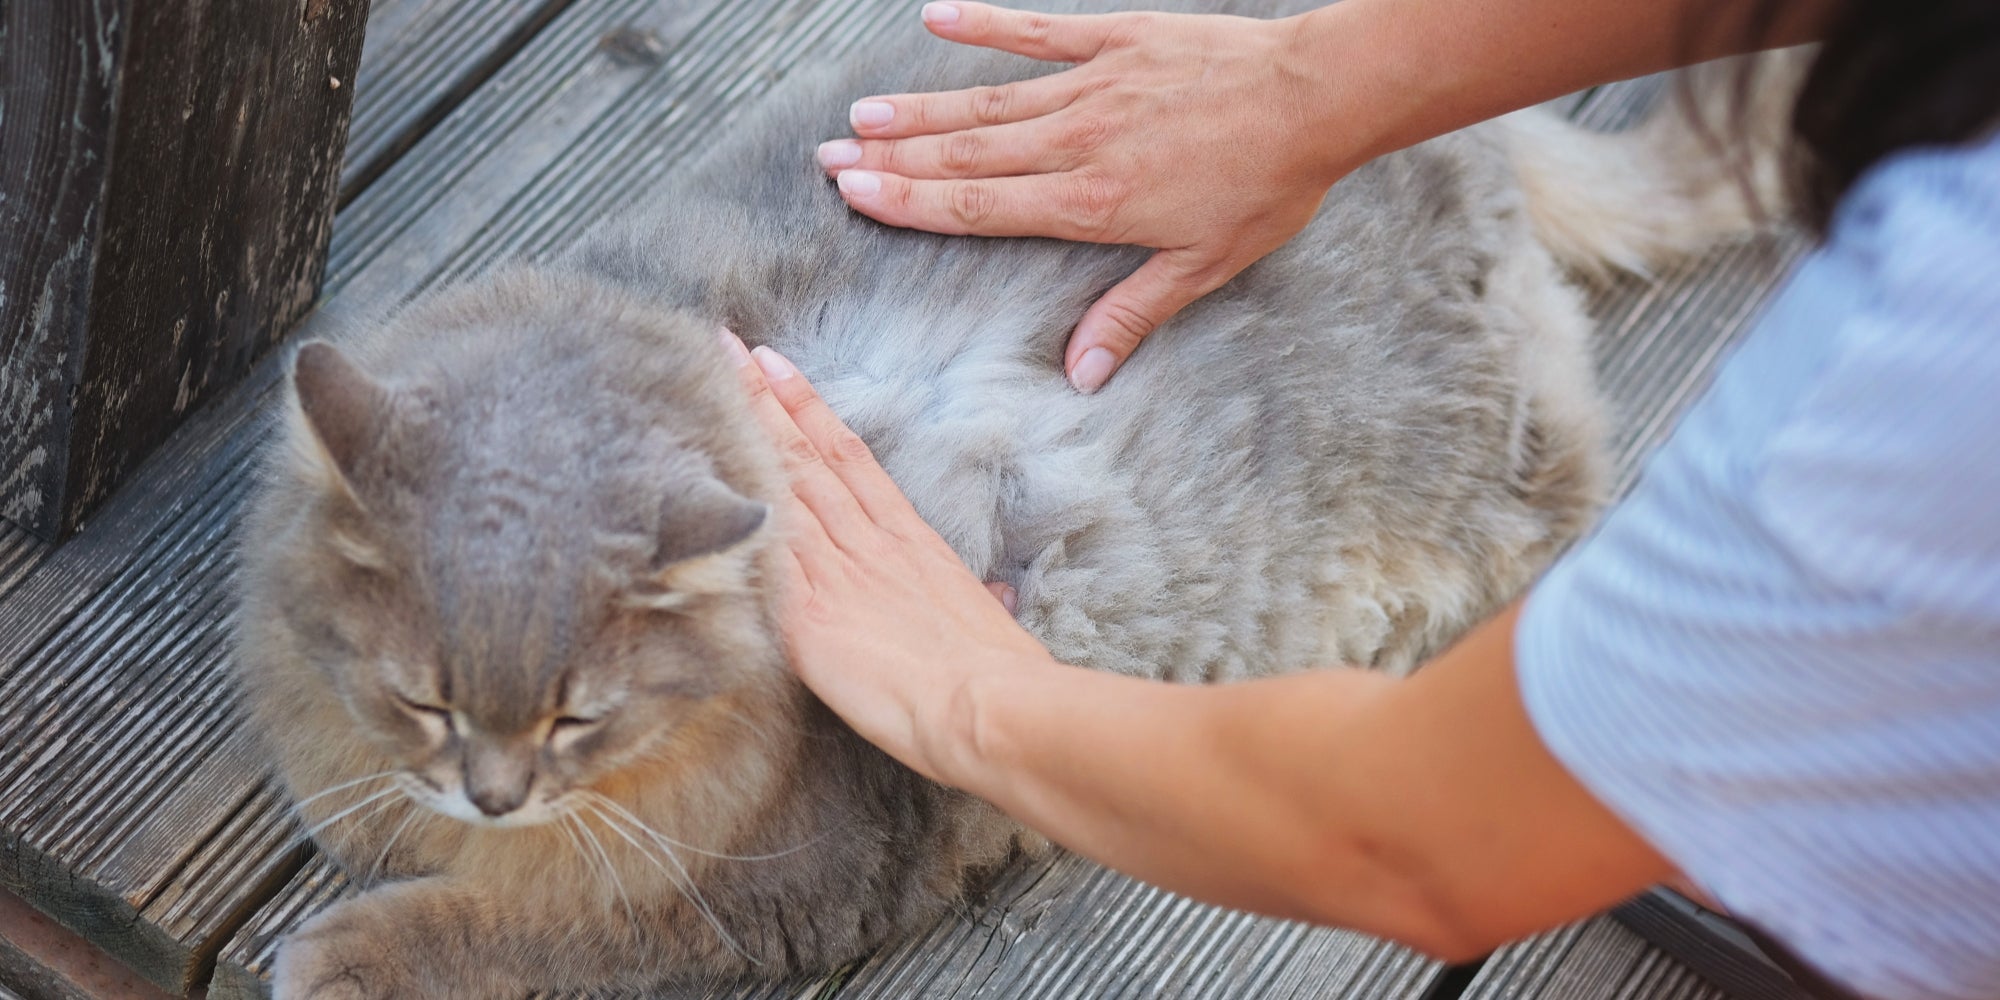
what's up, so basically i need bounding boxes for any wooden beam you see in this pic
[0,0,369,539]
[0,887,178,1000]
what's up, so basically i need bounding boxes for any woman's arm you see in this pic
[819,0,1839,391]
[726,336,1671,959]
[942,601,1672,960]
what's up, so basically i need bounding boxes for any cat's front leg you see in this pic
[270,878,638,999]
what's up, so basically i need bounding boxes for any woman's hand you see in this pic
[816,2,1361,392]
[722,332,1059,783]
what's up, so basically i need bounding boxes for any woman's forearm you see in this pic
[942,655,1460,946]
[934,602,1674,959]
[1285,0,1843,172]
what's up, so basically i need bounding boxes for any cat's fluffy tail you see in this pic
[1501,50,1812,279]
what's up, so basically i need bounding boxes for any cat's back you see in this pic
[574,2,1603,676]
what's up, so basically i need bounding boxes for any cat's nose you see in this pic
[468,784,528,817]
[462,736,535,817]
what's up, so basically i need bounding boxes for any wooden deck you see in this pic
[0,1,1804,997]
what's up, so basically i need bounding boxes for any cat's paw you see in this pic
[269,907,416,1000]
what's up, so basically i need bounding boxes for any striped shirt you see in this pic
[1517,126,2000,1000]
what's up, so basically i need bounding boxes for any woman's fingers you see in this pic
[1064,247,1238,392]
[914,2,1121,64]
[744,345,935,540]
[722,334,877,547]
[819,111,1097,181]
[834,170,1123,240]
[845,70,1080,141]
[984,581,1020,616]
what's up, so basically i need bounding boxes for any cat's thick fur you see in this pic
[234,4,1776,996]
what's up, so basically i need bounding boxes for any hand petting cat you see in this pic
[720,331,1059,786]
[817,0,1836,394]
[816,1,1353,393]
[724,330,1673,959]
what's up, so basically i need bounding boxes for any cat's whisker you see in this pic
[288,770,400,815]
[293,785,403,846]
[366,800,425,885]
[569,812,640,930]
[578,789,824,863]
[558,814,613,905]
[556,812,647,940]
[575,804,733,950]
[578,802,756,964]
[552,812,596,883]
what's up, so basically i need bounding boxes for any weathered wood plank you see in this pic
[1462,917,1729,1000]
[0,886,179,1000]
[833,855,1434,1000]
[1611,890,1816,1000]
[0,522,49,605]
[207,860,346,1000]
[0,0,369,540]
[339,0,580,198]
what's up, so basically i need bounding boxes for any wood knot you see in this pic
[598,27,666,67]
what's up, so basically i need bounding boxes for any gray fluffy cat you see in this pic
[234,3,1778,996]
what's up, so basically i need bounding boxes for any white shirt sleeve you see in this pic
[1516,131,2000,1000]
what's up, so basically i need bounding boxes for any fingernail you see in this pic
[718,327,753,366]
[837,170,882,198]
[1069,347,1117,394]
[751,345,799,381]
[816,139,861,169]
[999,584,1019,616]
[921,2,961,26]
[850,100,894,129]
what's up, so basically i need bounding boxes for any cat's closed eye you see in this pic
[396,695,454,735]
[397,695,447,716]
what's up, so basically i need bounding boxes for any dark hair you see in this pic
[1762,0,2000,234]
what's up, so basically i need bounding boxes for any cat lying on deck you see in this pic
[232,3,1776,996]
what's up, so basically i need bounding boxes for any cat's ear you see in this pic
[629,477,768,609]
[654,477,769,569]
[289,341,389,493]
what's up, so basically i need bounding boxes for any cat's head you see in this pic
[247,277,787,830]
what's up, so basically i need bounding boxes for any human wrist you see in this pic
[1274,1,1455,180]
[922,649,1061,795]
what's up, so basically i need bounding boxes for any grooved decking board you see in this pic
[1592,230,1802,497]
[832,855,1434,1000]
[0,523,49,605]
[1463,918,1729,1000]
[339,0,580,198]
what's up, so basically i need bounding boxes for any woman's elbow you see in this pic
[1306,893,1494,963]
[1292,842,1499,964]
